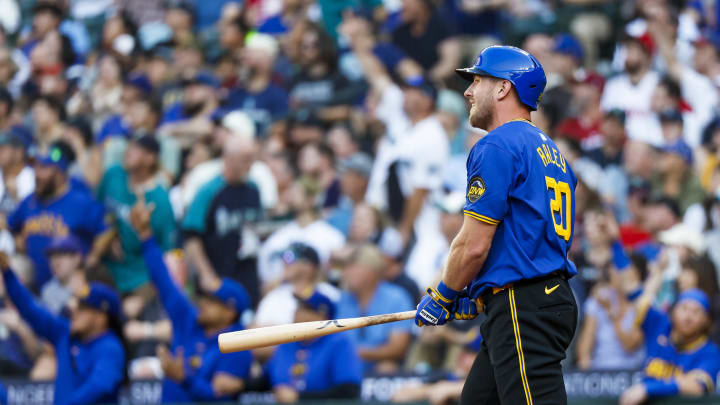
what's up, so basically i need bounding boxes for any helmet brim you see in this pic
[455,67,490,82]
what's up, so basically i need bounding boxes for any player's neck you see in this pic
[489,109,532,132]
[671,330,707,351]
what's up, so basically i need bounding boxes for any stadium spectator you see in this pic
[364,72,449,289]
[654,139,704,214]
[620,286,720,405]
[268,288,361,402]
[8,141,111,289]
[40,235,86,315]
[226,33,288,137]
[337,243,414,373]
[31,95,67,152]
[158,71,219,149]
[183,135,263,307]
[258,177,345,289]
[327,152,372,236]
[131,199,252,402]
[97,135,176,294]
[0,126,34,215]
[601,33,662,146]
[0,251,126,404]
[390,0,460,81]
[255,242,339,328]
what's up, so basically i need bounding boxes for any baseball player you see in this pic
[415,45,579,405]
[0,253,125,405]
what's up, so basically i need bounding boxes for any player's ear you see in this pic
[496,80,512,101]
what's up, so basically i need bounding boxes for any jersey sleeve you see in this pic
[463,142,515,225]
[182,178,222,235]
[408,131,447,192]
[636,302,669,345]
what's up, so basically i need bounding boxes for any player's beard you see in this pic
[469,92,495,130]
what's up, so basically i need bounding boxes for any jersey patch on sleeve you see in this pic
[467,176,487,203]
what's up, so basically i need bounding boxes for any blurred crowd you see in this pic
[0,0,717,403]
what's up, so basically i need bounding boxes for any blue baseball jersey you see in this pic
[8,188,108,288]
[141,238,252,402]
[464,120,577,297]
[269,333,362,393]
[638,305,720,394]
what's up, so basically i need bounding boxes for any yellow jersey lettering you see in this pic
[537,147,548,166]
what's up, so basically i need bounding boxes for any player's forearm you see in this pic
[442,228,489,291]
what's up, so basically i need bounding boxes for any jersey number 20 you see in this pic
[545,176,571,241]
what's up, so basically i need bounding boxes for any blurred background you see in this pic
[0,0,718,404]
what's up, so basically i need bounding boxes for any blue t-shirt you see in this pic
[141,238,252,402]
[336,282,414,371]
[639,305,720,394]
[3,270,125,405]
[258,14,289,35]
[161,102,188,125]
[464,120,578,297]
[8,188,108,288]
[225,84,289,136]
[269,334,362,392]
[97,114,131,143]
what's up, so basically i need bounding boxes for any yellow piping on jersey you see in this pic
[463,210,500,225]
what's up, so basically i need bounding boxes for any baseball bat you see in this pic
[218,310,416,353]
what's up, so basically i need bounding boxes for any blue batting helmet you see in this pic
[455,46,547,110]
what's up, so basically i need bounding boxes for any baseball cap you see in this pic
[625,32,655,55]
[604,108,626,125]
[0,126,32,151]
[76,282,122,320]
[45,235,84,256]
[553,34,584,63]
[126,73,153,95]
[339,153,373,178]
[133,135,160,155]
[294,288,336,319]
[573,70,605,92]
[245,32,279,59]
[222,110,256,140]
[658,109,683,124]
[660,139,693,165]
[281,242,320,267]
[676,288,711,313]
[658,223,705,255]
[37,141,74,172]
[206,278,250,315]
[404,75,438,102]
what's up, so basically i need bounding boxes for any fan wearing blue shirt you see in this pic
[269,289,362,403]
[129,200,252,403]
[8,141,111,289]
[336,244,414,373]
[620,289,720,405]
[0,251,125,405]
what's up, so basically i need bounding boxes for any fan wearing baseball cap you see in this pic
[268,289,362,403]
[7,140,112,290]
[129,199,252,403]
[620,288,720,405]
[0,251,125,405]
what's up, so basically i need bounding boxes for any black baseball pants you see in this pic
[460,273,578,405]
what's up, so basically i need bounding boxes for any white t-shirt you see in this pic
[0,166,34,213]
[257,220,346,286]
[601,71,663,146]
[254,282,340,326]
[366,84,449,238]
[679,66,718,147]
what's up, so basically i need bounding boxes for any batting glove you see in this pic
[415,281,459,327]
[452,293,482,320]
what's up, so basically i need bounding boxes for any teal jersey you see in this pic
[464,120,578,297]
[97,166,176,292]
